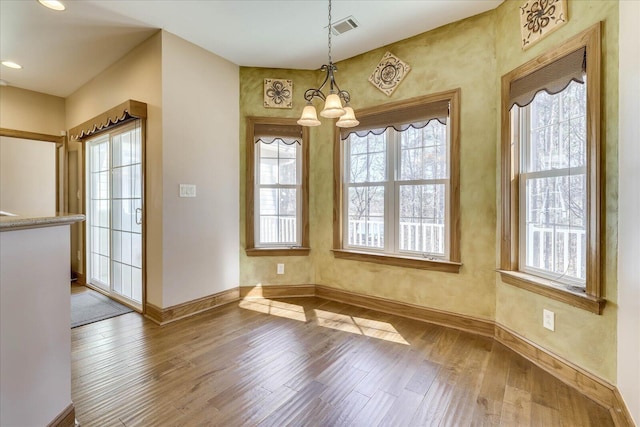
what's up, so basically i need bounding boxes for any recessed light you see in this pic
[1,61,22,69]
[38,0,65,11]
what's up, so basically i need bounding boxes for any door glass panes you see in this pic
[86,121,143,306]
[521,80,587,285]
[257,138,300,246]
[88,136,110,287]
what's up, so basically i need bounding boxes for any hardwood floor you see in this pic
[71,294,614,426]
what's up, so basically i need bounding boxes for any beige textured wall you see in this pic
[0,86,65,135]
[65,32,164,306]
[494,0,619,383]
[240,11,498,320]
[0,136,56,216]
[618,0,640,421]
[161,31,240,307]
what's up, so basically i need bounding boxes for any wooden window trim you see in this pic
[500,23,604,313]
[333,89,461,272]
[245,117,310,256]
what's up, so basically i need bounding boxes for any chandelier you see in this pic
[297,0,359,128]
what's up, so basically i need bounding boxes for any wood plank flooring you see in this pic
[71,289,613,426]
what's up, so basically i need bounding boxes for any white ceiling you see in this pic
[0,0,502,98]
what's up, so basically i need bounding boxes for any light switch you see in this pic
[179,184,197,198]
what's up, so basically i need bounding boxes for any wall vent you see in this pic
[331,16,359,35]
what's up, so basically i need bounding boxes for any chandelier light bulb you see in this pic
[336,105,359,128]
[320,92,346,118]
[297,103,321,126]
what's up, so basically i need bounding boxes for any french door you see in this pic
[86,121,143,310]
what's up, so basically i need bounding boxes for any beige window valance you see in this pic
[340,99,449,141]
[509,47,586,109]
[254,122,302,145]
[68,99,147,141]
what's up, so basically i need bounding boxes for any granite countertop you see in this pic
[0,212,85,231]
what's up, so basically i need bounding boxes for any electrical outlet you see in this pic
[276,263,285,275]
[543,309,555,331]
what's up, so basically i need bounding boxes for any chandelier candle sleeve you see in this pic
[297,0,359,128]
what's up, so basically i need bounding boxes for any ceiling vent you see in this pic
[331,16,359,35]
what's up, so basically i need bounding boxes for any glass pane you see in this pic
[121,200,133,232]
[279,140,296,158]
[347,185,385,248]
[349,153,368,183]
[133,164,142,198]
[99,142,108,171]
[348,133,387,184]
[132,199,142,234]
[279,188,297,216]
[258,188,298,245]
[121,232,132,265]
[399,184,446,255]
[132,268,142,303]
[121,264,132,298]
[112,262,122,294]
[528,80,586,173]
[368,153,386,182]
[112,134,122,167]
[112,231,122,262]
[132,233,142,268]
[121,131,132,166]
[279,158,297,185]
[260,158,278,185]
[112,168,122,199]
[259,188,277,216]
[399,121,447,181]
[524,174,586,281]
[99,255,109,284]
[112,199,122,231]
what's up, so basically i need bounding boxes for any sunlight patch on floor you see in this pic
[239,299,307,322]
[313,309,409,345]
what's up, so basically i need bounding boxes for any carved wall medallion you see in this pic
[264,79,293,109]
[520,0,568,49]
[368,51,411,96]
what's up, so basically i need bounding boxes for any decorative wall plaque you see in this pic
[520,0,568,50]
[263,79,293,109]
[368,51,411,97]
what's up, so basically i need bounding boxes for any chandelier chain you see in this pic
[327,0,332,64]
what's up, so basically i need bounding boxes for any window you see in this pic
[500,23,604,313]
[333,90,461,272]
[245,118,309,256]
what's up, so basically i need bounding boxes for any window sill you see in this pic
[332,249,461,273]
[246,247,310,257]
[498,270,605,314]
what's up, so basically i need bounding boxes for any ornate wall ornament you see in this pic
[368,51,411,97]
[520,0,568,50]
[264,79,293,109]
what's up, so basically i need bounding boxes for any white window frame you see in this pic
[254,138,303,248]
[342,120,451,260]
[517,85,587,288]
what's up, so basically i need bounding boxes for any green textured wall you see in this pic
[239,69,318,287]
[494,0,618,383]
[239,0,619,383]
[240,11,498,319]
